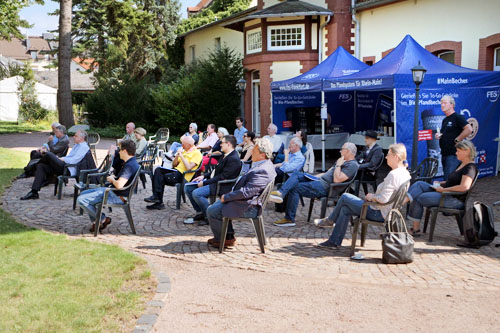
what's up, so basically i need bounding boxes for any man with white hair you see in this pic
[271,142,359,227]
[436,95,472,179]
[273,136,305,183]
[263,123,283,152]
[145,136,202,210]
[206,138,276,248]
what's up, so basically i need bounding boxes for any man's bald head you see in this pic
[126,122,136,134]
[181,135,195,150]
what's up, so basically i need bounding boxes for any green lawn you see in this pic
[0,147,154,332]
[0,120,54,134]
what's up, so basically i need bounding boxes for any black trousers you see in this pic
[32,152,65,191]
[152,168,183,203]
[275,167,285,184]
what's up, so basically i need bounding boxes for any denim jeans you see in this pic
[407,181,464,222]
[280,171,328,222]
[326,193,384,246]
[77,187,124,222]
[207,200,259,241]
[184,183,211,216]
[442,155,460,180]
[170,142,182,154]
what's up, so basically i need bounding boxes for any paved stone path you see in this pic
[3,168,500,292]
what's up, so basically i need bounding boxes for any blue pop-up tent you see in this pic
[271,46,368,170]
[324,35,500,178]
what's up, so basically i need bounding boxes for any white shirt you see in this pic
[371,166,411,218]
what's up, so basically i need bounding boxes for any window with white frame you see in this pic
[437,51,455,64]
[268,24,305,51]
[494,47,500,71]
[246,28,262,54]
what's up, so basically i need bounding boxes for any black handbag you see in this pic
[380,209,414,264]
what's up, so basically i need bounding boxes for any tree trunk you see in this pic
[57,0,75,127]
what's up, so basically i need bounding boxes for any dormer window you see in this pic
[30,51,38,60]
[268,24,304,51]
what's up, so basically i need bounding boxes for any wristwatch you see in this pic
[454,138,459,143]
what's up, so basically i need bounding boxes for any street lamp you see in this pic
[236,78,246,121]
[410,61,427,171]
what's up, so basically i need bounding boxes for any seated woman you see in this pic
[315,143,411,249]
[406,140,477,236]
[274,129,308,163]
[240,131,256,162]
[200,127,229,170]
[134,127,148,157]
[166,123,199,159]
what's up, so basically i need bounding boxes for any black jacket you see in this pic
[203,150,241,196]
[48,135,70,157]
[357,143,384,171]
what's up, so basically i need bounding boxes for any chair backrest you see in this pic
[87,132,100,145]
[60,145,69,157]
[121,167,142,202]
[462,169,480,204]
[389,179,411,212]
[154,128,169,143]
[257,181,275,214]
[74,150,97,177]
[416,157,439,179]
[140,144,158,171]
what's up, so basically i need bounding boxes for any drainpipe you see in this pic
[352,0,360,59]
[318,15,331,63]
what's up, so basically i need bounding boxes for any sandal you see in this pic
[410,228,422,237]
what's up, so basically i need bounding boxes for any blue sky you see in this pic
[19,0,200,36]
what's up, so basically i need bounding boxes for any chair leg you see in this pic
[320,197,327,219]
[124,205,136,235]
[307,198,315,222]
[423,208,431,233]
[260,217,267,246]
[350,219,360,256]
[354,180,361,197]
[94,204,103,237]
[361,223,368,247]
[79,207,83,215]
[175,184,181,210]
[362,183,368,196]
[299,195,305,207]
[252,218,265,253]
[57,178,64,200]
[428,209,439,242]
[73,187,78,210]
[456,213,464,235]
[219,218,229,253]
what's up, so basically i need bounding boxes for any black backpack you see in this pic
[461,202,497,247]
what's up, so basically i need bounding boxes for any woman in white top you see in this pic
[316,143,411,248]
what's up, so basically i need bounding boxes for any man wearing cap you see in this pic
[354,130,384,194]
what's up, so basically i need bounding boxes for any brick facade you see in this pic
[425,40,462,66]
[478,33,500,70]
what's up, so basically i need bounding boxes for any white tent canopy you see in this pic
[0,76,57,122]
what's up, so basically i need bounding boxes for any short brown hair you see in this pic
[120,139,136,156]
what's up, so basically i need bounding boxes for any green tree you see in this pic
[0,0,44,40]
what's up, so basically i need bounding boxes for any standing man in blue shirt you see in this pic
[234,117,248,151]
[78,140,140,232]
[21,130,90,200]
[273,137,305,183]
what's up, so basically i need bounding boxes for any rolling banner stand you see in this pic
[396,87,500,177]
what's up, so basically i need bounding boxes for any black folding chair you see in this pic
[410,157,439,184]
[138,144,158,190]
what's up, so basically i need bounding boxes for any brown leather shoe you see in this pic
[99,217,112,231]
[207,238,236,248]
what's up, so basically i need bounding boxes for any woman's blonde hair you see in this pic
[388,143,407,162]
[455,140,476,161]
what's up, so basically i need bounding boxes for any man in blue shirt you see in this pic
[273,137,305,183]
[21,130,90,200]
[78,140,140,232]
[234,117,248,148]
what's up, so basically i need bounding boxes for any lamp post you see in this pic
[236,78,246,121]
[411,61,427,171]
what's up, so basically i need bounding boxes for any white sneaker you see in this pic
[269,194,283,204]
[313,218,334,228]
[183,218,195,224]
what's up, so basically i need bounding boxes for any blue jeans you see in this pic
[207,200,259,241]
[407,181,464,222]
[326,193,384,246]
[170,142,182,154]
[442,155,460,180]
[77,187,124,222]
[280,171,328,222]
[184,183,211,216]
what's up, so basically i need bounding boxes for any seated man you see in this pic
[206,138,276,248]
[20,130,90,200]
[18,124,70,178]
[118,122,139,146]
[355,130,384,183]
[184,135,242,225]
[144,136,202,210]
[77,140,140,233]
[263,123,283,153]
[271,142,359,227]
[197,124,218,151]
[273,137,305,183]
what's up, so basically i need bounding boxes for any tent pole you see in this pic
[321,90,326,172]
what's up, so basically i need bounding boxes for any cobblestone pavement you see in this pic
[3,170,500,291]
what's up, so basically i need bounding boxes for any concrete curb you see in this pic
[132,270,171,333]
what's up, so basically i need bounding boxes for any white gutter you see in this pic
[318,15,331,63]
[352,0,360,59]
